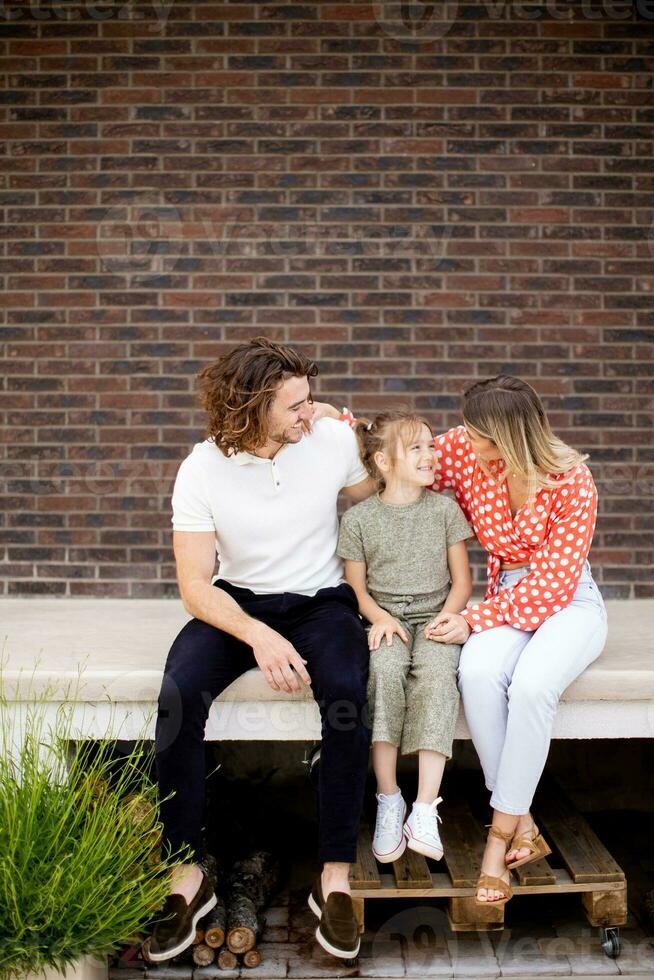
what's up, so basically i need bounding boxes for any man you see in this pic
[150,337,375,963]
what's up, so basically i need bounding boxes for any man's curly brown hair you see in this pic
[197,336,319,456]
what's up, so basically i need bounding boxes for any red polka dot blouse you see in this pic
[432,425,599,634]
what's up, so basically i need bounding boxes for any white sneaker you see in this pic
[403,797,444,860]
[372,790,408,863]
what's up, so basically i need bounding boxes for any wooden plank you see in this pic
[351,896,365,935]
[350,821,382,889]
[348,869,626,898]
[536,790,625,885]
[440,804,488,888]
[448,896,504,932]
[514,857,556,887]
[443,801,507,933]
[582,887,628,928]
[392,846,432,890]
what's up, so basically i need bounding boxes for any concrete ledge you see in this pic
[4,697,654,742]
[2,598,654,740]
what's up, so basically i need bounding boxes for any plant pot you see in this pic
[22,954,108,980]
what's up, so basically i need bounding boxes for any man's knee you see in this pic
[157,618,228,722]
[321,659,368,708]
[155,668,215,755]
[159,667,214,712]
[318,651,369,731]
[313,606,368,677]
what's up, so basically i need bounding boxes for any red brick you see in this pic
[0,4,651,598]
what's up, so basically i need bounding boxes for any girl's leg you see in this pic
[372,741,400,795]
[368,628,413,782]
[401,634,460,860]
[402,630,461,802]
[368,629,413,862]
[417,750,446,803]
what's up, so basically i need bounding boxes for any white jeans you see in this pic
[457,560,608,815]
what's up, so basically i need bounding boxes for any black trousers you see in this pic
[155,580,370,864]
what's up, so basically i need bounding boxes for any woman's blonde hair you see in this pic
[354,410,433,489]
[462,375,588,507]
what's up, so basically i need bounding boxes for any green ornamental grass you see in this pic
[0,671,192,980]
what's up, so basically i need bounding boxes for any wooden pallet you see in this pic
[349,787,627,934]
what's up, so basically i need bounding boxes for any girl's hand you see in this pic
[424,612,471,645]
[302,400,341,433]
[368,615,409,651]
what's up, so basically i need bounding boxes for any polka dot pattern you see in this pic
[430,425,598,634]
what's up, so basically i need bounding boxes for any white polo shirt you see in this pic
[171,418,368,596]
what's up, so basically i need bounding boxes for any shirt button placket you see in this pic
[272,460,280,492]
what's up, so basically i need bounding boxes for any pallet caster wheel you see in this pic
[600,927,621,959]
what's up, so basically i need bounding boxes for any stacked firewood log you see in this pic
[141,849,279,971]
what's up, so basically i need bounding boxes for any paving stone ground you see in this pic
[110,783,654,980]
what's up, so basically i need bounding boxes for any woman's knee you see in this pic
[508,673,559,713]
[457,656,505,696]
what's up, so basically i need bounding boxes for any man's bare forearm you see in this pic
[182,580,263,645]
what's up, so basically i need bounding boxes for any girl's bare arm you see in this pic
[439,540,473,615]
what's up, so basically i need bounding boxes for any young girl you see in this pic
[336,411,474,864]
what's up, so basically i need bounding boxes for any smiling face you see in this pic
[264,374,314,449]
[376,421,436,488]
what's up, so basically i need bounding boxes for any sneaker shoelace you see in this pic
[377,794,404,835]
[412,796,443,838]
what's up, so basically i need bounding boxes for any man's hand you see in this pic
[368,615,409,651]
[249,621,311,692]
[424,612,471,645]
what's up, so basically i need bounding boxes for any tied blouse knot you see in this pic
[432,426,598,634]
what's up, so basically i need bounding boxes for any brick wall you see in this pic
[1,0,653,598]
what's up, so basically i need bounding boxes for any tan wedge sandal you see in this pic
[474,825,514,908]
[505,819,551,871]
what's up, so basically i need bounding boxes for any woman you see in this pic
[326,375,608,905]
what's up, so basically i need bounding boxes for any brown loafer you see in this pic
[148,868,217,962]
[315,889,360,960]
[307,874,325,919]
